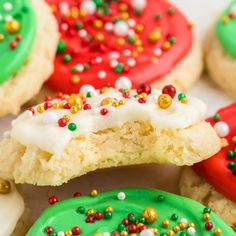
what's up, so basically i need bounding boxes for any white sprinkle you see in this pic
[154,48,163,57]
[97,70,106,79]
[103,233,111,236]
[61,23,69,31]
[127,58,136,67]
[104,22,114,31]
[3,2,13,11]
[109,51,120,59]
[117,192,126,200]
[95,56,102,63]
[80,0,96,14]
[214,121,229,138]
[57,231,65,236]
[115,76,132,89]
[110,60,119,68]
[127,18,136,28]
[123,49,132,56]
[79,29,87,38]
[187,227,196,235]
[139,229,154,236]
[131,0,147,10]
[59,2,69,14]
[76,64,84,72]
[113,21,129,36]
[180,218,188,224]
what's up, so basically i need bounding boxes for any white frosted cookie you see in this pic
[205,1,236,98]
[0,180,26,236]
[0,0,58,117]
[0,84,221,186]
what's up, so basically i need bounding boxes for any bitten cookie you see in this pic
[43,0,202,94]
[26,188,235,235]
[205,1,236,98]
[0,84,221,186]
[0,0,58,117]
[180,103,236,231]
[0,180,27,236]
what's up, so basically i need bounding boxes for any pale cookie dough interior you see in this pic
[0,89,221,186]
[0,181,25,236]
[180,168,236,231]
[205,29,236,99]
[0,0,58,117]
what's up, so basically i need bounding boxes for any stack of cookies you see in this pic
[0,0,235,235]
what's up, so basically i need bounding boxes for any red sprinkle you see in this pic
[48,196,58,205]
[100,108,108,115]
[86,216,94,223]
[138,98,146,103]
[205,222,213,230]
[95,212,103,220]
[45,226,54,234]
[137,83,152,95]
[83,104,91,110]
[73,192,82,197]
[27,107,35,115]
[162,84,176,98]
[72,226,81,235]
[58,118,67,127]
[9,41,17,49]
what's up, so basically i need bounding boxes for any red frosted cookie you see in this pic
[180,103,236,231]
[45,0,203,94]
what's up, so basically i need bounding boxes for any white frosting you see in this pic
[0,182,24,236]
[10,89,206,156]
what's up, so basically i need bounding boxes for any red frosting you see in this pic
[46,0,192,93]
[193,103,236,203]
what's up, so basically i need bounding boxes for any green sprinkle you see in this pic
[179,232,187,236]
[135,8,142,16]
[157,194,165,201]
[115,63,124,74]
[49,233,57,236]
[86,92,92,98]
[213,114,220,121]
[93,0,103,7]
[169,36,176,44]
[167,7,175,15]
[178,93,186,101]
[155,13,161,20]
[71,67,78,73]
[104,211,112,219]
[139,216,146,224]
[127,36,135,44]
[76,21,83,29]
[63,54,71,63]
[83,63,90,71]
[117,223,126,232]
[57,40,66,53]
[233,165,236,175]
[227,162,235,169]
[77,206,85,214]
[160,233,168,236]
[68,123,77,131]
[128,215,136,223]
[227,150,235,158]
[171,213,178,221]
[203,207,211,214]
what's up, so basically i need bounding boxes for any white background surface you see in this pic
[1,0,235,221]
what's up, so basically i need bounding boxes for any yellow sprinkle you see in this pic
[37,105,44,113]
[120,12,129,20]
[0,34,5,41]
[71,7,79,18]
[63,115,71,122]
[117,38,125,45]
[70,106,78,114]
[95,33,105,42]
[119,3,128,11]
[93,19,103,29]
[53,103,60,110]
[163,41,171,51]
[135,24,144,33]
[222,15,230,24]
[71,75,80,85]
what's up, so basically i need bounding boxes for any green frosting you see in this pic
[0,0,36,84]
[27,188,235,235]
[216,0,236,58]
